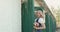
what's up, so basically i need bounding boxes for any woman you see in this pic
[33,10,46,32]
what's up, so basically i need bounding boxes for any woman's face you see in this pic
[36,12,41,18]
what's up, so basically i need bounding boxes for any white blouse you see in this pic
[35,18,45,23]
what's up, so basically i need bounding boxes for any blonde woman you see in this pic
[34,10,46,32]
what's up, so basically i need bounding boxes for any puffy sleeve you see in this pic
[38,18,45,23]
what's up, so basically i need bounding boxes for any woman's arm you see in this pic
[38,23,46,29]
[34,23,46,29]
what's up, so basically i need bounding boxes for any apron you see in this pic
[36,29,42,32]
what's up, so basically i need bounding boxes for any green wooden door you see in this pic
[22,0,34,32]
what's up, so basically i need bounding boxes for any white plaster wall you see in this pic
[0,0,21,32]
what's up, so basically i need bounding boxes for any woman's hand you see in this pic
[33,22,39,27]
